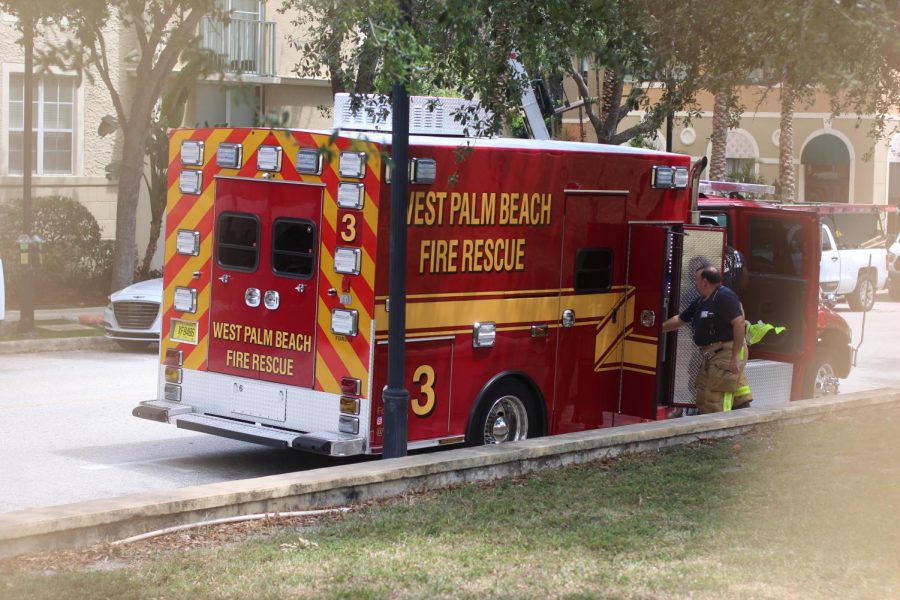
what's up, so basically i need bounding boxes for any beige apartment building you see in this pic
[561,84,900,213]
[5,2,898,270]
[0,0,332,269]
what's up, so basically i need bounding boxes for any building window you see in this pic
[725,130,758,182]
[8,73,75,175]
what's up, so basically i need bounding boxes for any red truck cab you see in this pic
[697,182,852,398]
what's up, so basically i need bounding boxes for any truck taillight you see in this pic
[339,152,366,178]
[340,377,361,396]
[217,142,242,168]
[331,309,359,336]
[164,367,182,384]
[339,415,360,435]
[257,145,282,171]
[334,247,361,275]
[340,396,360,415]
[174,287,198,313]
[164,383,181,402]
[296,148,323,175]
[165,348,183,366]
[179,170,202,195]
[176,230,200,256]
[337,183,365,209]
[180,140,204,166]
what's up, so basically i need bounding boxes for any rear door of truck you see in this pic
[208,177,323,388]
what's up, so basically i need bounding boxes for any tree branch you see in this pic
[87,22,128,127]
[569,67,602,134]
[126,0,150,57]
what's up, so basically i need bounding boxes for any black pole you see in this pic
[665,110,674,153]
[19,21,35,334]
[382,82,410,459]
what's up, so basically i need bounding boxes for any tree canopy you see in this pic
[282,0,900,149]
[5,0,225,289]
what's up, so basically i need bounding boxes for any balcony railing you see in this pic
[200,17,277,77]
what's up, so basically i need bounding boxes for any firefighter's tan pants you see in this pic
[694,340,752,414]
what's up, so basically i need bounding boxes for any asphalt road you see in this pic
[0,294,897,514]
[0,346,362,514]
[831,291,900,394]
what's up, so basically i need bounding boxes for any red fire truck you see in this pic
[132,100,836,455]
[697,181,855,398]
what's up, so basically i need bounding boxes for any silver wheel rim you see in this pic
[483,394,529,444]
[862,279,875,309]
[813,362,836,397]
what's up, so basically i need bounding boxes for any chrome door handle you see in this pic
[831,257,839,262]
[219,274,230,283]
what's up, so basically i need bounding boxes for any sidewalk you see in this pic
[3,306,106,324]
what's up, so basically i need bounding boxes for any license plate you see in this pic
[171,319,198,345]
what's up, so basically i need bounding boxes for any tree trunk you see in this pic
[778,83,796,202]
[110,89,155,291]
[710,90,729,181]
[140,198,164,276]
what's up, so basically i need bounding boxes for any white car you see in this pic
[103,278,163,350]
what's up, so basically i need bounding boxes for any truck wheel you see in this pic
[467,379,537,446]
[846,275,876,312]
[803,349,838,399]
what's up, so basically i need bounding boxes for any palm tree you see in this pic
[709,90,729,181]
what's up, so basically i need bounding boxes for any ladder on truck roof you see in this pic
[699,180,776,197]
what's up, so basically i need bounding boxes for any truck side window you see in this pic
[272,218,316,278]
[217,213,259,271]
[575,248,613,292]
[748,218,804,277]
[821,226,832,251]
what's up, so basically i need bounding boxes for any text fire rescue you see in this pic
[409,190,552,274]
[212,321,312,376]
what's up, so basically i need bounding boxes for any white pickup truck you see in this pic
[819,221,889,311]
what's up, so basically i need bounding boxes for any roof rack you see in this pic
[332,93,493,137]
[699,180,775,197]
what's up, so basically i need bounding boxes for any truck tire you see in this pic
[846,275,876,312]
[467,378,538,446]
[803,349,839,399]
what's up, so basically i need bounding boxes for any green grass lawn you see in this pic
[3,407,899,599]
[0,319,104,342]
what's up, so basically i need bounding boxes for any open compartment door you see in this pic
[617,224,677,421]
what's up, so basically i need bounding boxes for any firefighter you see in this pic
[662,265,752,413]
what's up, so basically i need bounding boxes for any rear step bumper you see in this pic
[132,401,366,456]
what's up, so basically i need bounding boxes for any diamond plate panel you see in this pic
[672,227,725,407]
[743,360,793,407]
[171,369,360,435]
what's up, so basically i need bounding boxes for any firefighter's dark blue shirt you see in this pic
[679,285,742,347]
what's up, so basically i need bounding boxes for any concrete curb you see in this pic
[0,335,116,355]
[1,389,898,558]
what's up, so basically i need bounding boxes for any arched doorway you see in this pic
[801,133,851,203]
